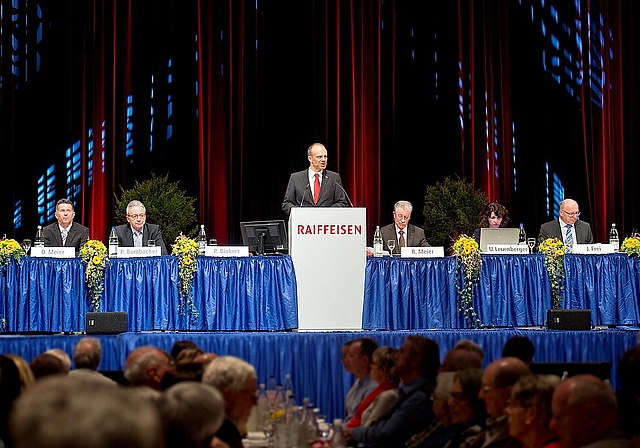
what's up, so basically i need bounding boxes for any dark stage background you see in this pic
[2,0,639,246]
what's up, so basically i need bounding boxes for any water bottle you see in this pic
[198,224,207,254]
[256,384,271,426]
[330,418,348,448]
[267,375,278,411]
[274,384,286,411]
[108,226,119,257]
[34,226,45,247]
[609,223,619,252]
[373,226,383,256]
[518,223,526,245]
[284,374,294,404]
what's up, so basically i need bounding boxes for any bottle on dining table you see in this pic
[34,225,45,247]
[518,223,526,245]
[198,224,207,254]
[373,226,383,256]
[609,223,619,252]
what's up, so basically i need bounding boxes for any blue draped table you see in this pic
[0,255,298,332]
[363,253,640,329]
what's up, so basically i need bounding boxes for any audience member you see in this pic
[124,345,174,391]
[617,345,640,445]
[347,346,399,428]
[157,382,226,448]
[9,376,162,448]
[44,348,72,374]
[453,339,485,361]
[282,142,350,215]
[537,199,593,252]
[505,374,561,448]
[347,335,440,447]
[502,336,535,367]
[440,348,483,373]
[0,355,22,447]
[444,368,487,448]
[369,200,429,256]
[202,355,258,448]
[69,337,117,386]
[551,374,631,448]
[116,200,168,255]
[467,357,530,448]
[344,337,379,425]
[342,340,354,373]
[473,202,510,243]
[170,339,200,360]
[4,355,34,392]
[29,353,67,379]
[42,198,90,254]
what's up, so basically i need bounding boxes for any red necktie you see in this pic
[313,173,320,204]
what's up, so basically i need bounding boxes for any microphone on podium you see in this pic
[300,183,310,207]
[335,182,354,207]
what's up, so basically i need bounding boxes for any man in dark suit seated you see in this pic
[282,142,350,215]
[537,198,593,252]
[367,200,429,256]
[115,200,168,255]
[42,198,90,254]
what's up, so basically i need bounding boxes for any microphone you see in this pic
[335,182,354,207]
[300,183,310,207]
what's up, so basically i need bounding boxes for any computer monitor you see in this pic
[239,220,288,255]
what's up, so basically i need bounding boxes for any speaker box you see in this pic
[86,312,128,334]
[547,309,591,330]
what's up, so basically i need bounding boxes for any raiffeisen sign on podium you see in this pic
[289,207,366,330]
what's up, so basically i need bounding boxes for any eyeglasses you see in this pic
[560,210,581,217]
[127,213,146,220]
[394,214,411,222]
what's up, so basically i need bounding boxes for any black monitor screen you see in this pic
[239,220,288,255]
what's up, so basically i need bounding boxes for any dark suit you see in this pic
[379,223,429,254]
[282,169,350,215]
[42,222,90,254]
[538,219,593,245]
[115,223,168,255]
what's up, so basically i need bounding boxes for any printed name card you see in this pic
[401,246,445,258]
[116,247,162,258]
[485,244,529,255]
[29,247,76,258]
[572,243,615,254]
[203,246,249,257]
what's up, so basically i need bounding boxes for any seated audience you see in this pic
[502,336,535,367]
[440,347,483,373]
[443,368,487,448]
[347,346,399,428]
[347,335,440,447]
[505,374,561,448]
[617,345,640,446]
[202,355,258,448]
[44,348,72,374]
[30,353,68,379]
[157,382,226,448]
[4,354,35,392]
[551,374,631,448]
[0,355,22,447]
[170,339,201,360]
[453,339,485,361]
[473,202,510,243]
[467,357,530,448]
[69,337,117,386]
[9,376,162,448]
[124,345,174,391]
[344,337,379,425]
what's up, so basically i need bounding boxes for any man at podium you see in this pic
[282,142,350,215]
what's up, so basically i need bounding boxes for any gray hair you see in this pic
[394,200,413,213]
[126,200,146,215]
[44,349,72,374]
[73,337,102,370]
[434,372,455,401]
[124,346,170,386]
[201,356,256,394]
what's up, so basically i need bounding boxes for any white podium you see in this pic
[289,207,367,330]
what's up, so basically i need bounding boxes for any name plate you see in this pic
[572,243,615,254]
[116,247,162,258]
[203,246,249,257]
[485,244,529,254]
[401,246,445,258]
[30,247,75,258]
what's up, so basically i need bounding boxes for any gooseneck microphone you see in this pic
[300,183,310,207]
[335,182,354,207]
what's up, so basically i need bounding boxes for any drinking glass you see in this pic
[262,422,275,448]
[527,238,536,254]
[387,239,396,257]
[21,239,32,254]
[147,239,156,247]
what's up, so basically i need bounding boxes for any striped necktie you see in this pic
[565,225,573,252]
[61,228,69,245]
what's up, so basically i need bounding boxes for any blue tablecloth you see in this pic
[0,255,298,332]
[363,254,640,329]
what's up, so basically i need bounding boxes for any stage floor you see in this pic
[1,327,637,421]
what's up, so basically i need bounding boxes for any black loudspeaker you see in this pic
[547,309,591,330]
[86,312,128,334]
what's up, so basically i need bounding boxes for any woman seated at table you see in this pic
[346,346,399,428]
[473,202,510,243]
[505,374,561,448]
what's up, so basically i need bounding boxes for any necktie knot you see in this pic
[398,229,405,252]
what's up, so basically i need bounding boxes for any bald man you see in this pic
[538,199,593,251]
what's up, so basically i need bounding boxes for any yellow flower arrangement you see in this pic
[0,238,26,270]
[621,236,640,257]
[79,240,107,311]
[538,237,565,309]
[452,234,481,328]
[172,234,200,320]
